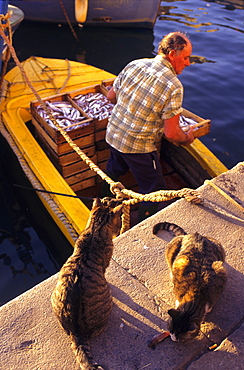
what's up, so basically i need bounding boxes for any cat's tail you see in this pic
[70,333,104,370]
[153,222,186,236]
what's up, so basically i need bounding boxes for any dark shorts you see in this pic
[106,146,167,204]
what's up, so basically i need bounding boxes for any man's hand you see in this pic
[181,126,195,145]
[164,114,195,146]
[107,86,117,105]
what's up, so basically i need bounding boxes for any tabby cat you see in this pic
[153,221,227,342]
[51,197,123,370]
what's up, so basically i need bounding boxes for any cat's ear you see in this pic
[212,260,226,275]
[168,308,180,319]
[173,255,190,269]
[92,197,102,208]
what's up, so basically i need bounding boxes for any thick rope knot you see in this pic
[110,182,126,200]
[177,188,203,204]
[0,12,10,29]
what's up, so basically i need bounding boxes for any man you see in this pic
[105,31,195,222]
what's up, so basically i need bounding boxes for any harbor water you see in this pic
[0,0,243,305]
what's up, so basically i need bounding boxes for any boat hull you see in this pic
[8,0,161,28]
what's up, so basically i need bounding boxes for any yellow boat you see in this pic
[0,56,228,246]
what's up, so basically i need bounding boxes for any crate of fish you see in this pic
[30,94,94,150]
[70,84,114,126]
[30,93,97,192]
[69,84,115,168]
[180,108,211,138]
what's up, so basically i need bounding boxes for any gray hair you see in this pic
[158,32,190,55]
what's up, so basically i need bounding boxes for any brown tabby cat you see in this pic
[51,197,123,370]
[153,222,227,342]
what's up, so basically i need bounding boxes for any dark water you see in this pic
[1,0,243,305]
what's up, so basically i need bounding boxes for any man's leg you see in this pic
[100,146,129,197]
[121,151,167,222]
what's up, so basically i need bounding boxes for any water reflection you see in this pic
[158,6,215,30]
[0,137,72,306]
[205,0,244,10]
[190,55,216,64]
[0,166,55,305]
[160,0,244,11]
[76,27,155,74]
[0,233,50,279]
[158,1,243,33]
[0,215,53,305]
[0,175,44,278]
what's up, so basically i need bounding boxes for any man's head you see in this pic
[158,32,192,75]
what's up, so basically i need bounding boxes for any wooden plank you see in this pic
[59,146,95,166]
[65,168,96,185]
[95,118,108,132]
[69,84,103,99]
[53,133,94,156]
[96,139,110,151]
[61,155,97,177]
[160,137,212,188]
[97,160,107,172]
[97,148,110,162]
[31,116,58,153]
[70,178,95,192]
[182,108,211,138]
[95,128,106,142]
[100,78,115,96]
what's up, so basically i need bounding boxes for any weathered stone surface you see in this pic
[0,162,243,369]
[188,322,244,370]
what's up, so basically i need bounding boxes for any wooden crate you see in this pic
[100,77,115,96]
[30,93,97,192]
[31,93,93,145]
[69,84,114,184]
[181,108,211,138]
[30,84,114,192]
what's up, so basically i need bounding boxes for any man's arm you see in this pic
[107,86,117,105]
[164,113,195,146]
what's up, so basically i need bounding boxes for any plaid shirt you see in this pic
[106,55,183,153]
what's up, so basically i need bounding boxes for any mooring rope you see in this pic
[58,0,79,42]
[0,12,12,88]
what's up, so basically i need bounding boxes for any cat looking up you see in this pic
[51,197,123,370]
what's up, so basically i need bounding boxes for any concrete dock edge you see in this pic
[0,162,243,370]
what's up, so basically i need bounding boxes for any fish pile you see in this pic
[179,115,198,131]
[36,101,90,131]
[73,92,114,120]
